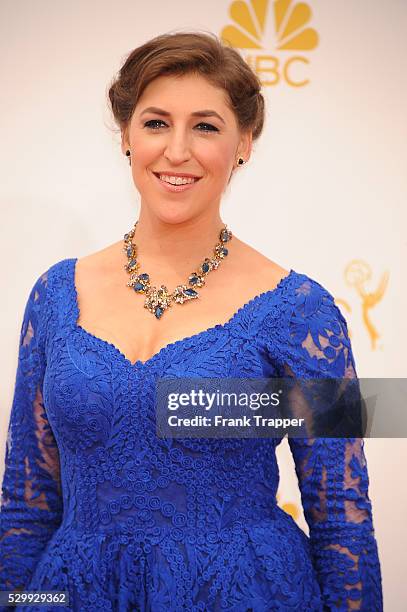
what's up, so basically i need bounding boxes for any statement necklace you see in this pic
[123,221,232,319]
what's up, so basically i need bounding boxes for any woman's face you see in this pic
[121,72,252,223]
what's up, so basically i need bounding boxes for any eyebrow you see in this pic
[140,106,225,125]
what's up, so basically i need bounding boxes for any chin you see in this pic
[152,206,197,225]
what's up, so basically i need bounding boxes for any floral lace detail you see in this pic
[259,277,383,611]
[0,259,382,611]
[0,271,63,595]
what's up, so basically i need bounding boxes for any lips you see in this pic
[153,172,202,181]
[152,171,201,193]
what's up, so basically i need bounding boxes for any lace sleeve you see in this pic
[265,277,383,611]
[0,270,63,593]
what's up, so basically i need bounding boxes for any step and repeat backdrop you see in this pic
[1,0,406,607]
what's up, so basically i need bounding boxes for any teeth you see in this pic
[158,174,197,185]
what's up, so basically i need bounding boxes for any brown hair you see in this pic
[107,30,265,142]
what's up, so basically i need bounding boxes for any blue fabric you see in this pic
[0,258,383,611]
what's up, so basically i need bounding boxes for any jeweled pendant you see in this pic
[144,285,172,318]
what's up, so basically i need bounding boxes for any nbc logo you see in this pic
[221,0,319,87]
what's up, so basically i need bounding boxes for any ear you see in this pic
[238,129,253,162]
[121,125,130,156]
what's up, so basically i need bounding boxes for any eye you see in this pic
[143,119,219,133]
[197,122,219,132]
[143,119,166,130]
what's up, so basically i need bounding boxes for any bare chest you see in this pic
[74,255,288,365]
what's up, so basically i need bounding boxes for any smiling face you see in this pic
[121,72,252,224]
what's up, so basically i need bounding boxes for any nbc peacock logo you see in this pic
[221,0,319,87]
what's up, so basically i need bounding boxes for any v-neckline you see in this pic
[68,257,296,369]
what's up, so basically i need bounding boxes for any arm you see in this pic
[0,269,63,592]
[267,277,383,611]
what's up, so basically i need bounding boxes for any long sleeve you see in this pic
[265,276,383,611]
[0,269,63,593]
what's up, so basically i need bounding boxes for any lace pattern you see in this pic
[0,271,63,593]
[0,259,382,611]
[261,278,383,610]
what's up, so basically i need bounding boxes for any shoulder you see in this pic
[266,265,348,334]
[25,258,75,307]
[229,236,347,328]
[22,241,125,318]
[18,261,67,353]
[229,236,291,294]
[23,257,78,326]
[32,239,120,292]
[259,268,356,377]
[230,236,339,305]
[74,240,122,277]
[287,271,348,334]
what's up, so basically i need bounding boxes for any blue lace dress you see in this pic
[0,258,383,611]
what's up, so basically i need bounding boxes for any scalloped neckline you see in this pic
[68,257,296,368]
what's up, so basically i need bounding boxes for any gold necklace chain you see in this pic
[123,221,233,319]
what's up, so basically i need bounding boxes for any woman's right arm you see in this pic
[0,270,63,594]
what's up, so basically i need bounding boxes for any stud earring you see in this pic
[126,149,131,166]
[237,157,245,166]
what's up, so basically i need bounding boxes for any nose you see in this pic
[163,127,192,164]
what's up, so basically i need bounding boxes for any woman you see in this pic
[0,32,382,611]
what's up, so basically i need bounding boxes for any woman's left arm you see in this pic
[264,277,383,610]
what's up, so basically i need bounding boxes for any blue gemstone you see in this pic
[220,229,230,242]
[127,247,134,257]
[128,258,137,268]
[155,307,163,319]
[222,248,228,256]
[202,263,210,273]
[190,276,199,285]
[124,233,129,241]
[185,289,197,297]
[133,283,145,292]
[139,273,150,281]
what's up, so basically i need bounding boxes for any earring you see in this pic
[126,149,131,166]
[237,157,245,166]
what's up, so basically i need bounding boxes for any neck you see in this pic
[129,210,227,279]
